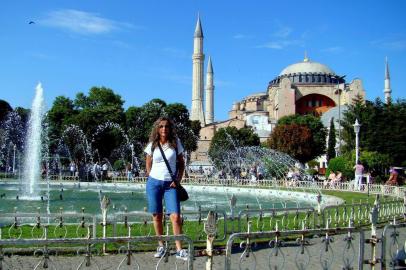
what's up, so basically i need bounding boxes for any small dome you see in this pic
[280,60,335,76]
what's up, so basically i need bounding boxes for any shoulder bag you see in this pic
[157,143,189,202]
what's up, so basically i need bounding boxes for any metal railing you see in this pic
[0,225,194,270]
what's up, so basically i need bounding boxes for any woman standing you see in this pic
[144,117,187,260]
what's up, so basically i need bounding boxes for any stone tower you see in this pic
[191,15,205,126]
[384,57,392,104]
[205,56,214,124]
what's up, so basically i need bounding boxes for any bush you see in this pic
[113,159,126,171]
[327,156,353,180]
[306,168,318,176]
[360,151,392,177]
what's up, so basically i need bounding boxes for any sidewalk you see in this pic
[1,231,385,270]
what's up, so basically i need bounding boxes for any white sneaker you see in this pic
[154,246,165,258]
[175,249,188,261]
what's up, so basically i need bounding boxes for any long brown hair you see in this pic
[149,116,178,151]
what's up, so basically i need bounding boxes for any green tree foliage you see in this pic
[326,117,336,162]
[74,87,125,161]
[47,87,126,162]
[267,114,327,163]
[125,99,200,159]
[268,124,313,163]
[47,96,76,151]
[14,107,30,126]
[0,100,12,123]
[360,150,392,181]
[208,126,260,167]
[127,99,167,147]
[327,155,353,180]
[73,87,125,134]
[46,88,199,165]
[164,103,200,154]
[341,97,406,166]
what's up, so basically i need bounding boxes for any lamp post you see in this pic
[353,119,361,165]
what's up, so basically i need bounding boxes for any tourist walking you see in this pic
[126,162,133,181]
[69,161,76,177]
[353,161,364,190]
[102,161,108,180]
[144,116,188,261]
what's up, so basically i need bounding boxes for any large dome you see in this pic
[280,59,335,76]
[269,57,344,87]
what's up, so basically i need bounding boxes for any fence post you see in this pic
[230,194,237,234]
[403,191,406,221]
[368,195,380,270]
[317,192,323,229]
[204,211,217,270]
[101,195,110,254]
[0,226,3,270]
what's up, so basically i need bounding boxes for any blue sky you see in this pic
[1,0,405,121]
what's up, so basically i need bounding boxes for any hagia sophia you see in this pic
[189,16,392,165]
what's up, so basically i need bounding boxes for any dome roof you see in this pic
[269,55,345,87]
[280,59,335,76]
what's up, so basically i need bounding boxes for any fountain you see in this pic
[0,85,325,215]
[22,83,46,198]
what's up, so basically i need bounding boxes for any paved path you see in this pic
[1,229,405,269]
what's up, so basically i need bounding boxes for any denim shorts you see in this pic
[146,177,180,214]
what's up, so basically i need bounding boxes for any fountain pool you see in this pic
[0,181,319,215]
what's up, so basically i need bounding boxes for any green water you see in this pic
[0,182,313,215]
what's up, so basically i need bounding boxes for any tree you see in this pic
[127,99,167,148]
[164,103,200,154]
[0,100,12,123]
[208,126,260,166]
[268,114,327,163]
[73,87,125,134]
[125,99,200,160]
[341,97,406,166]
[360,150,392,182]
[327,155,353,180]
[14,107,30,126]
[277,114,327,158]
[47,96,77,152]
[267,124,313,163]
[326,117,336,162]
[46,87,126,163]
[0,110,25,169]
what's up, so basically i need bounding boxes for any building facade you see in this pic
[189,17,390,163]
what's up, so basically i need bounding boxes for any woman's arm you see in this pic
[145,155,152,177]
[176,154,185,182]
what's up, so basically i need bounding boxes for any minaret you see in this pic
[205,56,214,124]
[191,15,205,126]
[384,57,392,104]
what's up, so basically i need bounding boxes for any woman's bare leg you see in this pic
[170,213,182,251]
[152,213,164,246]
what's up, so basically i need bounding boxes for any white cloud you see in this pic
[256,40,303,50]
[40,9,131,35]
[373,40,406,50]
[163,74,191,85]
[321,46,343,53]
[163,47,189,59]
[233,33,253,39]
[273,26,292,38]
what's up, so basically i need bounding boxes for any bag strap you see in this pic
[157,143,178,182]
